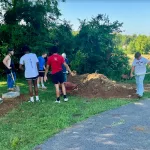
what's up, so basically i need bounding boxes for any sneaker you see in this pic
[64,98,68,102]
[0,98,3,104]
[55,100,60,103]
[36,100,40,102]
[38,85,41,89]
[42,86,47,89]
[28,100,34,103]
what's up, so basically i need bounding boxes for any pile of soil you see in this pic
[68,73,136,99]
[0,94,29,117]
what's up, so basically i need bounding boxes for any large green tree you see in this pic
[0,0,63,57]
[71,14,129,79]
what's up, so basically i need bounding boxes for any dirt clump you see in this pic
[0,94,29,117]
[68,73,136,99]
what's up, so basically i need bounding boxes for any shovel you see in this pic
[10,71,20,92]
[133,72,150,77]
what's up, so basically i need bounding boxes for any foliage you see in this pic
[106,49,130,79]
[49,21,74,56]
[70,50,87,73]
[71,14,129,79]
[115,34,150,54]
[0,1,132,80]
[0,0,63,57]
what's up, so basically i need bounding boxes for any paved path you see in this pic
[35,99,150,150]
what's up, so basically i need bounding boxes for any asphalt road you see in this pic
[35,99,150,150]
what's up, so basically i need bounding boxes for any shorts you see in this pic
[51,71,64,84]
[39,70,44,77]
[26,76,38,81]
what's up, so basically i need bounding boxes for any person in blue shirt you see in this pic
[37,52,47,89]
[62,53,69,82]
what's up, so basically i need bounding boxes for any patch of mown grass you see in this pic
[0,79,140,150]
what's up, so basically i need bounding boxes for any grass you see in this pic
[0,79,140,150]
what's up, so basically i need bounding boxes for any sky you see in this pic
[58,0,150,35]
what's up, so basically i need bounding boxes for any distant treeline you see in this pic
[114,34,150,54]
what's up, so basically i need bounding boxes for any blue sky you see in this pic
[59,1,150,35]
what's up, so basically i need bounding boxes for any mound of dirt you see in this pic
[0,94,29,117]
[68,73,136,99]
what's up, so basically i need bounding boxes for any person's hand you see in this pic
[70,72,75,76]
[130,73,133,78]
[44,76,48,82]
[8,66,12,70]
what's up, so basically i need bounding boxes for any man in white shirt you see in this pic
[19,45,39,102]
[130,52,150,98]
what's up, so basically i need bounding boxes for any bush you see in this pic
[72,49,130,80]
[70,50,87,73]
[106,49,130,80]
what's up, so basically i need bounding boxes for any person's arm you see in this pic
[43,65,46,70]
[146,58,150,65]
[63,62,74,76]
[44,64,49,82]
[35,54,39,70]
[3,55,11,69]
[19,57,24,71]
[36,62,39,70]
[19,64,24,71]
[130,66,135,77]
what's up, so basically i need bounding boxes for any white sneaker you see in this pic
[55,100,60,103]
[42,86,47,89]
[28,100,34,103]
[64,98,68,102]
[0,98,3,104]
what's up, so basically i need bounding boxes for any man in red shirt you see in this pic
[44,46,73,103]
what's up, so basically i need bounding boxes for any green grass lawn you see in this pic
[0,79,142,150]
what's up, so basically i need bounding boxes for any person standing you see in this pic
[3,48,16,91]
[37,52,47,89]
[44,46,74,103]
[19,45,40,102]
[62,53,69,82]
[130,52,150,98]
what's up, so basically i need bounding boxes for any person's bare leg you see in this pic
[41,77,46,89]
[33,79,39,101]
[61,83,68,101]
[55,84,60,102]
[61,83,66,95]
[27,80,34,102]
[37,77,40,88]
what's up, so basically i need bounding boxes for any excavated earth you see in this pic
[68,73,136,99]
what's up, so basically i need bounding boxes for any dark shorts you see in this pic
[39,70,44,77]
[51,71,64,84]
[26,76,38,81]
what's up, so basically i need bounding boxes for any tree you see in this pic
[134,35,150,54]
[0,0,64,57]
[72,14,129,79]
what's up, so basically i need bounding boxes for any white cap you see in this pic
[62,53,66,58]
